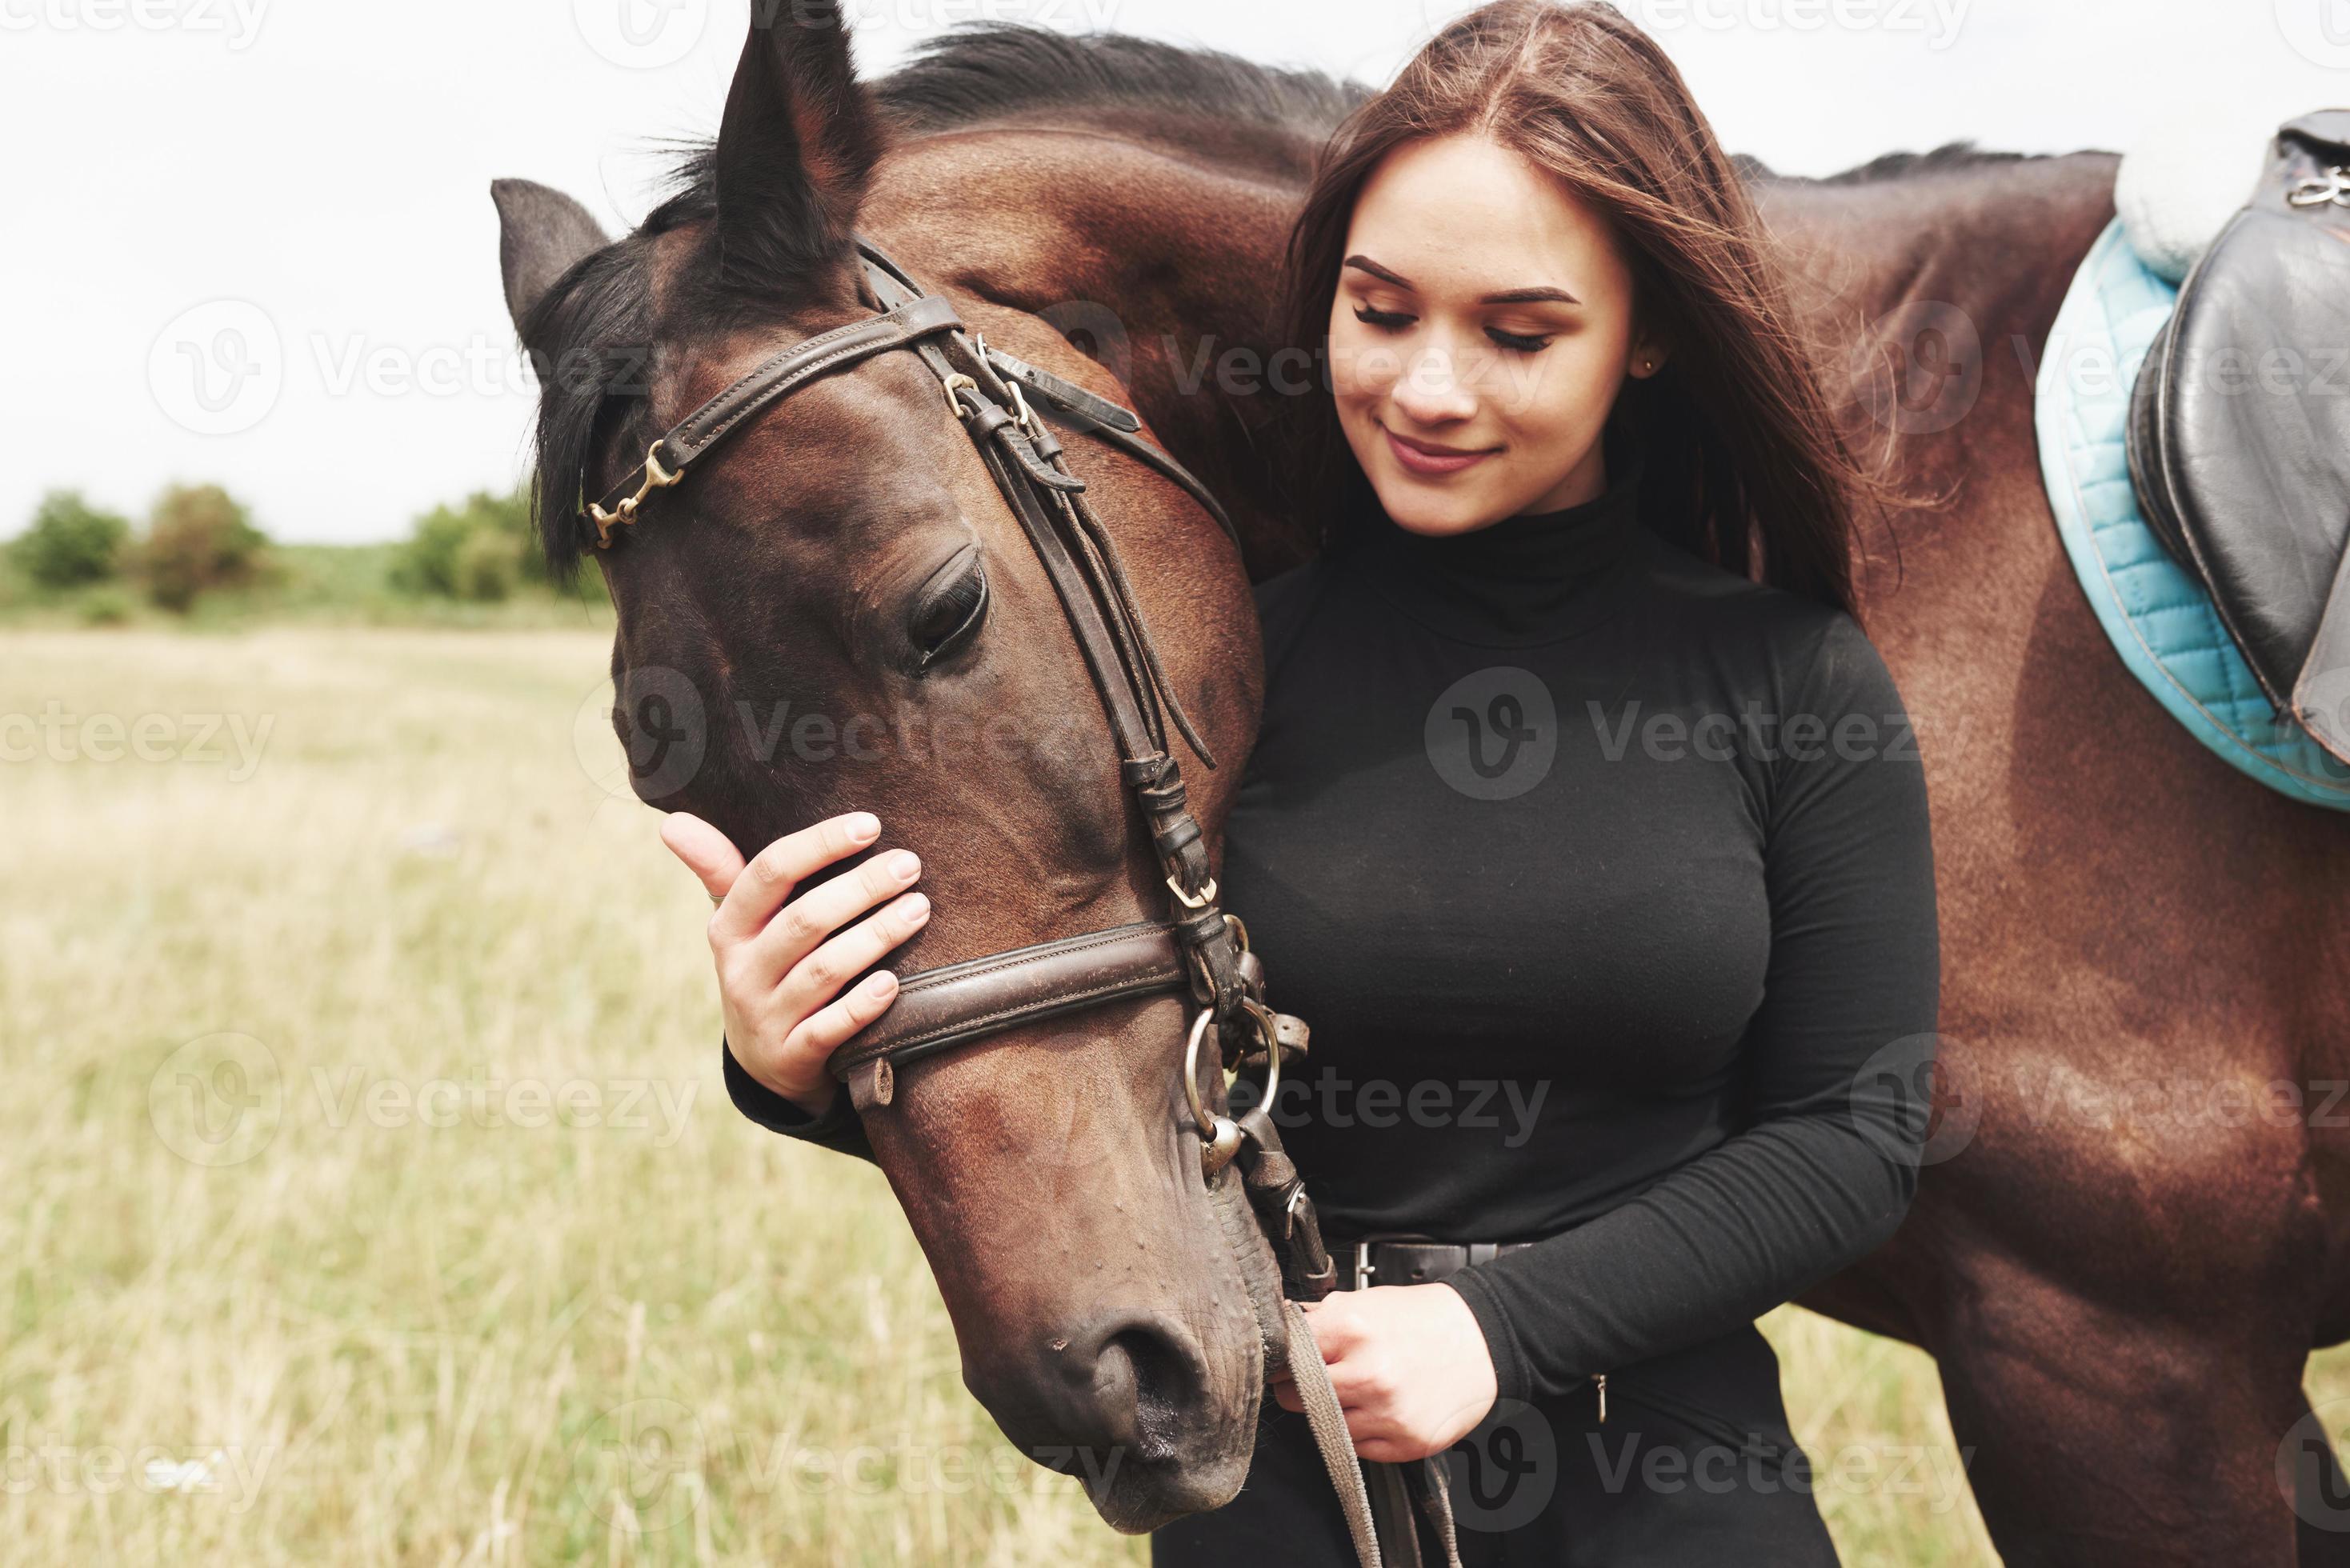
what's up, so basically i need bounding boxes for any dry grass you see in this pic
[5,627,2340,1564]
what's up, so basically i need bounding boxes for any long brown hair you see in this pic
[1277,0,1888,615]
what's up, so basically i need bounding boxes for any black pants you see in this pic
[1151,1323,1839,1566]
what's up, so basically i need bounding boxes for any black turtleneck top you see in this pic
[728,440,1940,1408]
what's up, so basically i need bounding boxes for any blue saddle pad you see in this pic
[2035,217,2350,810]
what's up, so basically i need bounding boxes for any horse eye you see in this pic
[910,549,988,668]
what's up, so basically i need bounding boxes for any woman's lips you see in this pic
[1383,426,1497,477]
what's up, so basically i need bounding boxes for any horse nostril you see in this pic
[1099,1324,1200,1462]
[1053,1310,1207,1465]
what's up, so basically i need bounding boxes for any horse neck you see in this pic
[866,123,1323,574]
[1752,153,2120,616]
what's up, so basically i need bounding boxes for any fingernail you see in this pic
[903,893,930,921]
[891,851,920,882]
[847,813,880,842]
[864,971,897,998]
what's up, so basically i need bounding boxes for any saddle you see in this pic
[2126,110,2350,763]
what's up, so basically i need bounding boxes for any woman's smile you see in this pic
[1382,422,1501,477]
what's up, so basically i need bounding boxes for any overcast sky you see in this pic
[5,0,2336,543]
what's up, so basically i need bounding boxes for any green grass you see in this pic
[2,626,2342,1564]
[0,545,614,632]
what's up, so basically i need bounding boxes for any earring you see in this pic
[1639,358,1654,373]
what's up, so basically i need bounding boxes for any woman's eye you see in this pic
[1487,326,1552,354]
[1352,304,1414,332]
[910,550,988,669]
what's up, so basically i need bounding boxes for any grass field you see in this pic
[2,626,2336,1564]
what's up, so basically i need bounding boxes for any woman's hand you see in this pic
[1271,1284,1499,1462]
[662,809,930,1118]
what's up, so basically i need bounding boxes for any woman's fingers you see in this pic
[711,811,882,945]
[777,965,908,1079]
[660,811,746,901]
[751,846,924,982]
[775,886,931,1014]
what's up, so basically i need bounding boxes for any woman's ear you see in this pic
[1627,329,1671,380]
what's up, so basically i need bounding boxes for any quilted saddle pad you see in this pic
[2034,216,2350,810]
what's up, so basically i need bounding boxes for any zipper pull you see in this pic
[1595,1373,1607,1423]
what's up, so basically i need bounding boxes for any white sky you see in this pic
[2,0,2336,543]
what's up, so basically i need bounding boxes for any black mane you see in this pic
[872,22,1367,136]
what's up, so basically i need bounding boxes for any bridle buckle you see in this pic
[587,439,683,548]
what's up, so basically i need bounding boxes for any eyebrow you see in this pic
[1343,253,1581,306]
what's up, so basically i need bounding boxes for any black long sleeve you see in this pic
[1220,445,1940,1405]
[723,1037,877,1163]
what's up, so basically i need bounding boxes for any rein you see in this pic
[578,234,1460,1567]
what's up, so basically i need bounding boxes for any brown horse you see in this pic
[494,16,2350,1562]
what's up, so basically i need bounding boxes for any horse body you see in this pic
[502,21,2350,1561]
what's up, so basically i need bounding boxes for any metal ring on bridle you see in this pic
[1183,998,1281,1136]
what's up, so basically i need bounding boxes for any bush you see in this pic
[142,484,269,613]
[393,487,539,601]
[451,527,521,602]
[79,589,133,627]
[13,491,129,589]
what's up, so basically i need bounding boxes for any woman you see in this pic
[663,2,1940,1562]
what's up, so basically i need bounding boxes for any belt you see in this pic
[1329,1235,1537,1291]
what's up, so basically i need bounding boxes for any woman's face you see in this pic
[1329,132,1666,537]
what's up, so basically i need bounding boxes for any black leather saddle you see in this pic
[2128,110,2350,764]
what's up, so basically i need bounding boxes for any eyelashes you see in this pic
[1350,304,1552,355]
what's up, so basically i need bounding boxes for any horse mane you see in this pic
[1748,139,2042,186]
[873,22,1367,135]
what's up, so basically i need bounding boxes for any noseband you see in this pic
[577,234,1458,1568]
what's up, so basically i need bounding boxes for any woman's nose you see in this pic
[1388,341,1479,426]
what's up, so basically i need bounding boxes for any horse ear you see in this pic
[711,3,885,289]
[490,179,610,334]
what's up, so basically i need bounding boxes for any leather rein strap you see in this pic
[572,233,1455,1568]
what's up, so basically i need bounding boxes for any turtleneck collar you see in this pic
[1350,432,1650,647]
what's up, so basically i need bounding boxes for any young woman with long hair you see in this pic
[668,3,1938,1559]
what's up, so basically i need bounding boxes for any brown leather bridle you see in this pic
[577,235,1459,1567]
[581,234,1279,1165]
